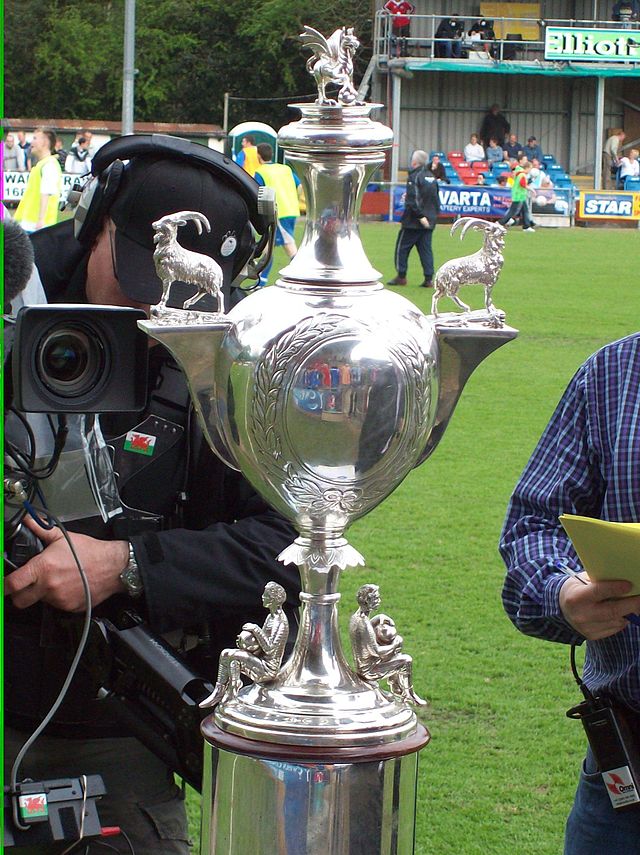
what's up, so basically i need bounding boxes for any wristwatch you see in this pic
[119,542,144,598]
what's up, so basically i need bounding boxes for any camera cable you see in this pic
[9,504,93,833]
[5,412,68,481]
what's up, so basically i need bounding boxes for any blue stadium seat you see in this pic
[492,163,510,174]
[430,151,446,159]
[553,178,573,188]
[624,177,640,191]
[542,154,556,165]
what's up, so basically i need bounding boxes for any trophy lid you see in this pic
[275,26,393,288]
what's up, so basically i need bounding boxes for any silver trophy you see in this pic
[141,26,517,855]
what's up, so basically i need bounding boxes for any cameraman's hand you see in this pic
[4,516,129,612]
[559,575,640,640]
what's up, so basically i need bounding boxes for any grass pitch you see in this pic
[189,222,639,854]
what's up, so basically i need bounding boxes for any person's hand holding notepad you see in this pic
[557,514,640,639]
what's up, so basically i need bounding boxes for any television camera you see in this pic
[4,305,215,850]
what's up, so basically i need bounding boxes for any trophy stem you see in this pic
[279,562,360,695]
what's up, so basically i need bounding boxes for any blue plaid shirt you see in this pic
[500,333,640,711]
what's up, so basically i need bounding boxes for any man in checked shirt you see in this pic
[499,333,640,855]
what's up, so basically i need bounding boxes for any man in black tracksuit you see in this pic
[5,143,300,854]
[388,150,440,289]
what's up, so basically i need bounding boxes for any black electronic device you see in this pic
[93,612,215,792]
[12,304,148,414]
[567,694,640,811]
[4,775,106,848]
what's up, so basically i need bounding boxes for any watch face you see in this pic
[121,564,143,596]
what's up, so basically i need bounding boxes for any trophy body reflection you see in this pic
[141,25,516,855]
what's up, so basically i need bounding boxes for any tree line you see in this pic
[6,0,373,129]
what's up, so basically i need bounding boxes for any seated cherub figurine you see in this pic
[350,583,427,706]
[200,581,289,708]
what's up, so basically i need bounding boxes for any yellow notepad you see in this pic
[559,514,640,597]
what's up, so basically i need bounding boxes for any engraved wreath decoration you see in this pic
[251,313,433,521]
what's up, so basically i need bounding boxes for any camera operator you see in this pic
[4,136,300,854]
[434,15,464,58]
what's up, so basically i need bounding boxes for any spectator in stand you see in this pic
[528,158,544,188]
[427,154,449,183]
[463,133,485,163]
[486,137,504,166]
[384,0,415,57]
[500,152,515,174]
[235,134,260,178]
[65,135,92,176]
[467,18,496,54]
[17,131,32,171]
[476,172,486,186]
[54,138,68,171]
[479,104,510,150]
[14,128,62,232]
[504,133,523,160]
[602,128,626,190]
[618,148,639,187]
[4,133,26,172]
[523,136,543,162]
[80,130,95,157]
[498,160,535,231]
[434,15,464,58]
[612,0,640,23]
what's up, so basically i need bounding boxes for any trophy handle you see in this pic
[138,318,240,471]
[417,322,518,467]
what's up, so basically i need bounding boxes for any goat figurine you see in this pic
[152,211,224,314]
[431,218,506,325]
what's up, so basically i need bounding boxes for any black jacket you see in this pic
[479,111,511,149]
[401,165,440,230]
[5,221,300,735]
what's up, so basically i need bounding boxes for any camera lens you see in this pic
[37,325,106,398]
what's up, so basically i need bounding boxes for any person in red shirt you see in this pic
[384,0,415,56]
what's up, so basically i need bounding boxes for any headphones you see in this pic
[73,133,276,280]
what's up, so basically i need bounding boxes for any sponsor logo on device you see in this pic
[603,767,640,809]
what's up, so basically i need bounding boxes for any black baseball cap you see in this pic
[528,136,537,142]
[109,156,255,304]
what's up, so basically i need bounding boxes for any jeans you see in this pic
[499,200,532,228]
[435,40,462,58]
[394,226,434,279]
[564,747,640,855]
[5,728,191,854]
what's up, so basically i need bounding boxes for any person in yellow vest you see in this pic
[235,134,260,177]
[254,142,300,286]
[14,128,62,232]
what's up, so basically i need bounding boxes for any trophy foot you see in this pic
[403,688,429,707]
[199,682,228,709]
[212,677,419,747]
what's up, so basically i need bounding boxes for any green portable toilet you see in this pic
[228,121,278,162]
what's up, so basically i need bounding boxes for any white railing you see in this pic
[374,11,640,64]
